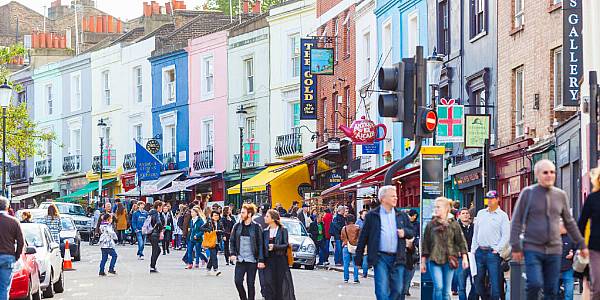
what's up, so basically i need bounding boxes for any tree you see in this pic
[0,43,56,163]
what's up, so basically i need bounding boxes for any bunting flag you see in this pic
[135,141,161,181]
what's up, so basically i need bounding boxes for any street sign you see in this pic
[146,139,160,154]
[425,110,437,132]
[464,114,491,148]
[362,143,379,154]
[436,98,464,143]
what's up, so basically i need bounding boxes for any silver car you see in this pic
[281,217,317,270]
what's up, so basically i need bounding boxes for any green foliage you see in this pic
[0,43,56,162]
[207,0,280,15]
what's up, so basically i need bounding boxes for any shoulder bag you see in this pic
[202,223,217,248]
[344,227,357,254]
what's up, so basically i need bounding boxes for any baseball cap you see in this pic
[484,190,498,199]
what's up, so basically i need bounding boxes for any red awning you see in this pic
[320,183,342,197]
[339,161,396,191]
[360,166,420,188]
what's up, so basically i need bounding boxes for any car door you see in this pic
[44,228,62,280]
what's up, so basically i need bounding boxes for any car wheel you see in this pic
[291,263,300,269]
[27,277,41,300]
[53,269,64,293]
[305,263,315,270]
[74,246,81,261]
[42,272,54,298]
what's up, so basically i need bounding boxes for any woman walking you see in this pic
[128,203,138,245]
[421,197,469,300]
[44,204,62,243]
[201,211,223,276]
[263,209,296,300]
[115,203,128,245]
[340,214,360,284]
[221,206,235,265]
[20,211,33,223]
[161,203,174,255]
[148,201,164,273]
[185,207,208,269]
[579,167,600,299]
[98,213,118,276]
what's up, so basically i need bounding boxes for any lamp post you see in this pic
[236,105,247,209]
[426,49,444,145]
[97,118,107,205]
[0,80,12,198]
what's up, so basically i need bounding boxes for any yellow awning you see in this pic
[228,165,298,194]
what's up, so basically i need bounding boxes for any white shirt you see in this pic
[471,207,510,253]
[269,227,278,238]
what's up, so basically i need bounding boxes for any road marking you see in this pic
[78,283,93,287]
[71,293,89,297]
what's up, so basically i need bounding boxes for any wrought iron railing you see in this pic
[123,153,136,171]
[62,154,81,173]
[9,161,26,182]
[233,153,259,170]
[193,147,214,171]
[35,159,52,177]
[275,130,302,158]
[158,152,178,171]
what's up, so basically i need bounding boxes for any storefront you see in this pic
[448,158,484,209]
[85,169,122,203]
[27,181,60,202]
[118,171,184,203]
[120,172,137,193]
[490,138,534,217]
[59,174,89,197]
[555,114,581,219]
[57,178,117,205]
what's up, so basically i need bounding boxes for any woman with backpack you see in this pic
[147,201,164,273]
[185,207,208,269]
[201,211,223,276]
[340,214,360,284]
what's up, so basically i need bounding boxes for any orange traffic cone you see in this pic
[63,240,74,271]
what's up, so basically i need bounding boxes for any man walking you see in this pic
[230,203,264,300]
[457,208,476,300]
[0,197,24,300]
[297,203,312,228]
[471,190,509,300]
[131,201,149,260]
[356,185,414,300]
[510,159,588,299]
[253,203,269,299]
[330,206,347,266]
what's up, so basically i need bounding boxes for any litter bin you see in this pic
[509,260,527,300]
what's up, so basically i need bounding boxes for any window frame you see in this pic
[437,0,450,55]
[245,116,256,140]
[344,14,351,56]
[514,0,524,29]
[70,128,81,156]
[552,47,563,108]
[244,58,254,95]
[162,66,176,105]
[164,124,177,154]
[133,124,143,143]
[134,66,143,103]
[202,56,214,98]
[344,86,351,126]
[102,70,111,106]
[334,18,339,63]
[201,118,215,150]
[382,19,392,67]
[46,84,53,115]
[71,73,81,112]
[407,12,419,57]
[290,34,301,79]
[514,67,525,138]
[363,31,371,81]
[470,0,487,38]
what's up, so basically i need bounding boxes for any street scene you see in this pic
[0,0,600,299]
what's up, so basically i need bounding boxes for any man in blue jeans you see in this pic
[0,197,24,300]
[131,201,148,260]
[330,206,346,266]
[471,190,510,300]
[356,185,414,300]
[510,160,588,299]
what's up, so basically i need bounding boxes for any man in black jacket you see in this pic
[230,203,264,300]
[330,206,346,266]
[356,186,414,300]
[457,208,477,300]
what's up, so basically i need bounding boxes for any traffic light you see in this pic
[416,106,437,138]
[378,59,416,137]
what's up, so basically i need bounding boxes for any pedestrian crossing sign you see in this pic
[436,98,464,143]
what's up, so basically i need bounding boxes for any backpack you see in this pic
[177,215,184,228]
[141,215,155,235]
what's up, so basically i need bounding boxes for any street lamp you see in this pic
[97,118,107,206]
[236,105,247,209]
[427,49,444,145]
[0,80,12,197]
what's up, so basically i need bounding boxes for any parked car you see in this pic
[20,223,65,298]
[281,217,316,270]
[32,217,81,262]
[38,202,92,240]
[9,245,42,300]
[15,208,47,221]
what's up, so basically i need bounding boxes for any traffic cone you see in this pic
[63,240,74,271]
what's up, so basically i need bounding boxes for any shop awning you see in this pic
[227,164,308,195]
[119,172,183,197]
[320,183,342,196]
[339,161,395,191]
[361,166,420,187]
[448,158,481,176]
[57,179,116,200]
[151,175,217,195]
[11,190,52,203]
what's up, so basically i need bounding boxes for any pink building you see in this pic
[187,30,229,202]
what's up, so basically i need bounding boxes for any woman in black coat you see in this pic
[263,209,296,300]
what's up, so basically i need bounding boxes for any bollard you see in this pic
[509,260,527,300]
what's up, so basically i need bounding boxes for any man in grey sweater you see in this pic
[510,159,589,299]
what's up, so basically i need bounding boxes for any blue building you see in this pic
[375,0,428,162]
[149,49,190,172]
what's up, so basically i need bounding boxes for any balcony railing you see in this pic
[9,161,26,182]
[92,148,117,173]
[275,130,302,158]
[35,159,52,177]
[232,154,259,170]
[123,153,136,171]
[158,152,178,171]
[62,154,81,173]
[193,147,214,172]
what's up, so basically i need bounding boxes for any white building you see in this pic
[267,0,318,163]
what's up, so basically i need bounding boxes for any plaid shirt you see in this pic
[44,216,62,243]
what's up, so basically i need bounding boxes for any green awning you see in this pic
[58,178,116,200]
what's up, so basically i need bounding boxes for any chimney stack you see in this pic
[252,0,261,13]
[243,0,249,14]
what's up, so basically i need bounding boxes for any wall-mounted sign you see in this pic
[436,98,464,143]
[464,114,491,148]
[563,0,583,106]
[310,48,334,75]
[300,38,318,119]
[327,138,341,155]
[454,169,482,189]
[146,139,161,154]
[362,143,380,155]
[338,116,387,144]
[420,146,445,232]
[328,169,345,187]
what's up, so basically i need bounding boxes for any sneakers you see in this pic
[150,268,159,273]
[99,271,106,276]
[343,280,348,283]
[352,280,360,284]
[214,270,221,276]
[138,255,145,261]
[108,270,117,275]
[185,264,193,269]
[194,264,199,269]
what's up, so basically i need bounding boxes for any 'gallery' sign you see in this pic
[300,38,318,119]
[563,0,582,107]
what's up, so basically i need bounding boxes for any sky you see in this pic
[1,0,207,21]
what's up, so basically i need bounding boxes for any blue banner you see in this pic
[362,143,379,154]
[300,38,318,120]
[135,141,161,181]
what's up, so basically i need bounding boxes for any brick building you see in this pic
[315,0,357,147]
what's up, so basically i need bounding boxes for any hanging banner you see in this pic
[436,98,464,143]
[135,141,161,181]
[464,114,491,148]
[300,38,318,119]
[563,0,582,107]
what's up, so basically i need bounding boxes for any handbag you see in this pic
[448,255,459,269]
[287,244,294,267]
[202,230,217,248]
[344,227,357,254]
[573,251,589,273]
[159,230,165,241]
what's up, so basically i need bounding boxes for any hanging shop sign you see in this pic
[300,38,318,119]
[298,183,312,197]
[338,116,387,144]
[420,146,445,231]
[328,137,341,155]
[136,141,161,181]
[563,0,583,107]
[454,169,482,189]
[310,48,334,75]
[146,139,161,154]
[436,98,464,143]
[464,114,491,148]
[328,169,345,187]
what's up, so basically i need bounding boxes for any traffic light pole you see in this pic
[384,137,423,185]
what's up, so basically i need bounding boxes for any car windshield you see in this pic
[282,220,308,236]
[33,218,76,231]
[21,226,44,248]
[40,203,86,216]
